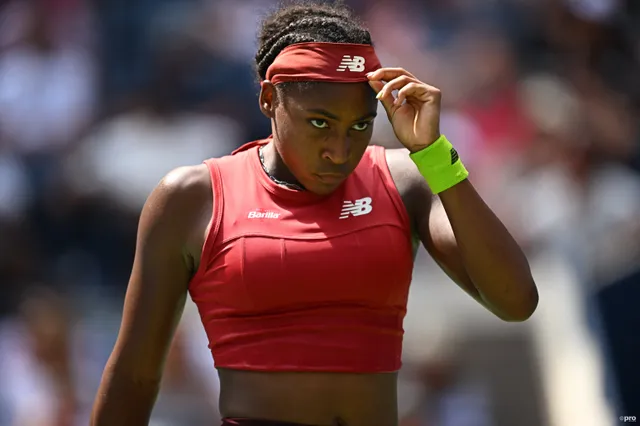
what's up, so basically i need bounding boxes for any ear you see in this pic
[259,81,276,119]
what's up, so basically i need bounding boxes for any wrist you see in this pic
[409,135,468,194]
[407,133,442,154]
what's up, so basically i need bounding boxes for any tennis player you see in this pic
[91,3,538,426]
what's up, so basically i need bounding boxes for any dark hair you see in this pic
[255,1,372,84]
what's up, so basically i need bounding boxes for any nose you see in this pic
[321,136,351,165]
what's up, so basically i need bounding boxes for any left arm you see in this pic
[423,178,538,321]
[370,68,538,322]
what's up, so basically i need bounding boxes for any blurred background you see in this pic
[0,0,639,424]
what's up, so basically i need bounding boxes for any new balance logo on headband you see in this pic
[336,55,366,72]
[339,197,373,219]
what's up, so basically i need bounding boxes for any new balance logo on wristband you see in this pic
[336,55,366,72]
[450,147,459,165]
[339,197,373,219]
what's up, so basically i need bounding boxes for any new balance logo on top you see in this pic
[248,210,280,219]
[339,197,373,219]
[336,55,366,72]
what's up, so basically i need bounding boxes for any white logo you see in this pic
[339,197,373,219]
[248,210,280,219]
[336,55,366,72]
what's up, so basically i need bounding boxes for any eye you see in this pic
[352,122,371,131]
[310,119,329,129]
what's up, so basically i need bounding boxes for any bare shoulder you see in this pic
[146,164,212,220]
[383,147,432,224]
[139,164,212,271]
[154,164,211,206]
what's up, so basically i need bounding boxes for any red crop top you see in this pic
[188,138,414,372]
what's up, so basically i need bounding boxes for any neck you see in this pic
[261,141,305,189]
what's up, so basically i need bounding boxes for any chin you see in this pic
[306,179,345,195]
[308,186,338,195]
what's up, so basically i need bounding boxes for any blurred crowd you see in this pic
[0,0,638,425]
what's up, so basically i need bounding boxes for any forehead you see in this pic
[281,82,377,116]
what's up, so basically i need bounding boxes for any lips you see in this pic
[315,173,347,184]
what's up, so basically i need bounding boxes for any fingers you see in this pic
[368,67,442,117]
[368,80,396,116]
[376,75,415,101]
[368,80,385,96]
[367,67,416,82]
[395,82,422,105]
[396,83,441,105]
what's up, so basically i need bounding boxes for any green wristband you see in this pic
[409,135,469,194]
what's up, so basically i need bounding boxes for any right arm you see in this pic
[91,165,211,426]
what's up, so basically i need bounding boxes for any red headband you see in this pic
[265,42,381,85]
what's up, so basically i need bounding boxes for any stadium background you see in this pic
[0,0,639,424]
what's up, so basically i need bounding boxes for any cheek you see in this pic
[350,130,373,154]
[276,110,312,142]
[276,133,315,172]
[276,117,318,163]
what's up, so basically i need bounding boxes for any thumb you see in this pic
[368,80,396,118]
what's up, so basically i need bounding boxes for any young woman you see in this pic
[91,3,538,426]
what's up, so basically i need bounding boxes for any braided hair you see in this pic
[255,1,372,88]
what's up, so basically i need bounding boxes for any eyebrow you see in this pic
[305,108,377,122]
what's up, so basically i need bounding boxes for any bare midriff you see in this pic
[217,369,399,426]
